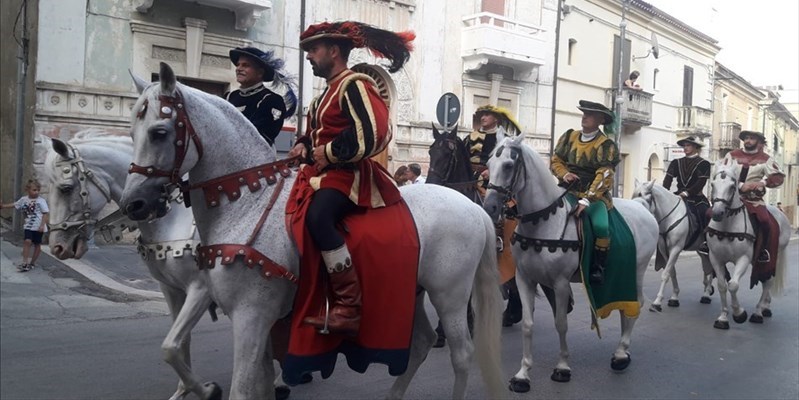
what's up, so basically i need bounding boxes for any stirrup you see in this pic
[318,297,331,335]
[697,242,709,255]
[757,250,771,263]
[496,236,504,252]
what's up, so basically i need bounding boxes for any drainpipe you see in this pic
[13,0,29,235]
[549,0,564,156]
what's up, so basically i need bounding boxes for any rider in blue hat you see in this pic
[226,47,297,146]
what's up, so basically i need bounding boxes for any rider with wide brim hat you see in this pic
[738,130,767,144]
[676,136,704,148]
[551,100,620,285]
[225,46,297,145]
[664,135,712,253]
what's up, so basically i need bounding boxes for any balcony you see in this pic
[610,88,654,127]
[676,106,713,137]
[461,13,548,74]
[133,0,271,30]
[717,122,741,150]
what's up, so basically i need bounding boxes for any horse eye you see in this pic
[447,142,455,151]
[150,127,169,138]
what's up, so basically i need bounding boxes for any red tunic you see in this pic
[300,69,400,208]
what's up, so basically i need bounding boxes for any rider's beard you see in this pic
[743,143,758,152]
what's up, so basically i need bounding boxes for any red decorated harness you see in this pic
[129,89,298,284]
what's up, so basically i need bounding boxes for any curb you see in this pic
[44,245,164,300]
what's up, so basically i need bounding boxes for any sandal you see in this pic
[17,263,29,272]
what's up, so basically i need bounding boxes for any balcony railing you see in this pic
[134,0,271,30]
[717,122,741,150]
[676,106,713,137]
[606,88,653,127]
[461,12,547,72]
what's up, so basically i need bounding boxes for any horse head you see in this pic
[427,123,465,185]
[483,134,526,221]
[710,161,741,222]
[122,62,203,221]
[44,134,128,259]
[631,179,657,214]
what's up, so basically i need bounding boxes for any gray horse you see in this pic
[119,62,505,399]
[483,134,658,391]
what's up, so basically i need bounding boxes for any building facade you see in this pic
[555,0,719,197]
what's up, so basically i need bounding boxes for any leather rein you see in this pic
[486,145,579,253]
[708,171,754,242]
[129,89,298,284]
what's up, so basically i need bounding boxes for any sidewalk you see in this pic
[0,224,163,300]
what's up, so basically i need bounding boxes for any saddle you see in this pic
[282,165,420,385]
[655,200,708,270]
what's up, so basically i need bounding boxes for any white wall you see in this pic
[36,0,86,85]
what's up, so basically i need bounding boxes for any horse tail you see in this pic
[471,214,505,399]
[772,246,788,295]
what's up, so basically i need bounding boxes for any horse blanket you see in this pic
[567,195,639,334]
[283,165,419,385]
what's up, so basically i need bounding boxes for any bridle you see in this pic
[428,136,478,191]
[128,90,204,195]
[48,143,113,233]
[486,144,526,206]
[710,170,745,217]
[127,87,298,284]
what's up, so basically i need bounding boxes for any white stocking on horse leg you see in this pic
[552,282,572,382]
[727,258,750,323]
[161,285,219,400]
[509,277,537,392]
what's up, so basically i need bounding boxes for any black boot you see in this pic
[589,250,607,285]
[502,278,522,327]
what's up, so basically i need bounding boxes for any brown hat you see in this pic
[300,21,415,73]
[577,100,614,125]
[739,130,767,143]
[676,136,703,148]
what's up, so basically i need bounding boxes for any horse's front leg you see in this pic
[727,256,751,324]
[160,282,220,400]
[651,244,681,312]
[709,250,731,330]
[699,254,714,304]
[551,280,572,382]
[509,275,537,393]
[229,303,280,399]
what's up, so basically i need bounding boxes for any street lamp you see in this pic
[613,0,629,197]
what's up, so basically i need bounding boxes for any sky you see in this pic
[645,0,799,103]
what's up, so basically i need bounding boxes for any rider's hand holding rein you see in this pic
[312,145,330,170]
[563,172,580,184]
[288,142,309,161]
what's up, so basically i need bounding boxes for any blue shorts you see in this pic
[24,229,44,245]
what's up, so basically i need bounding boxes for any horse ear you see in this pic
[449,124,459,137]
[634,178,641,187]
[129,69,149,94]
[512,133,524,144]
[432,123,442,140]
[52,138,71,159]
[159,62,177,94]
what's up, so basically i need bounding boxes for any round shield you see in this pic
[436,93,461,128]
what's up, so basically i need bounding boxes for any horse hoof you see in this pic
[508,377,531,392]
[610,353,631,371]
[667,299,680,307]
[649,304,662,312]
[550,368,571,382]
[275,385,291,400]
[763,308,772,318]
[700,296,712,304]
[733,311,748,324]
[749,314,764,324]
[299,372,313,384]
[203,382,223,400]
[713,320,729,330]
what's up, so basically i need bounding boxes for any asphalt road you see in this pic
[1,239,797,400]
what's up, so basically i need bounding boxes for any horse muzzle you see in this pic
[483,191,503,222]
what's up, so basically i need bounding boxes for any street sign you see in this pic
[436,92,460,129]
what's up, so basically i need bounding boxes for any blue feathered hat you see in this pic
[229,46,297,115]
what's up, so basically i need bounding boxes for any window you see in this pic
[151,73,228,97]
[612,35,632,88]
[682,66,694,106]
[653,68,659,89]
[567,39,577,66]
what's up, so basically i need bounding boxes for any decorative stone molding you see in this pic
[134,0,272,31]
[36,82,139,129]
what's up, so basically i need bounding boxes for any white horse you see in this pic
[482,135,658,391]
[42,131,222,400]
[119,62,504,399]
[706,163,790,329]
[632,180,716,310]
